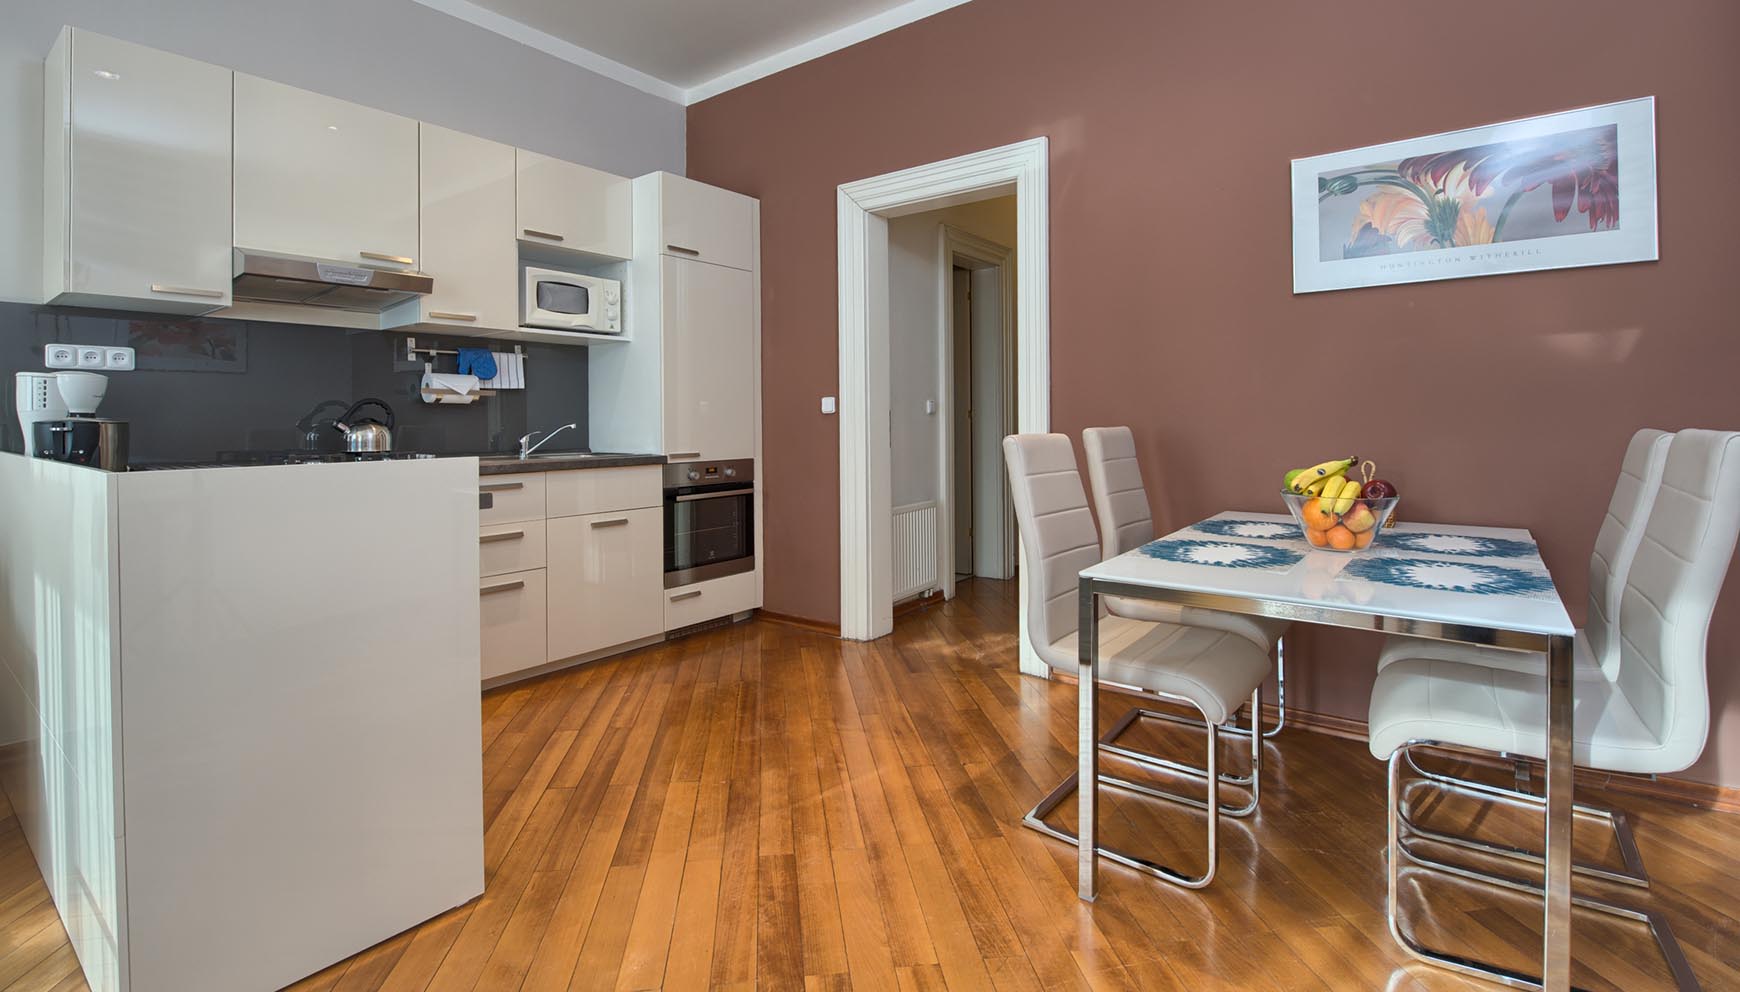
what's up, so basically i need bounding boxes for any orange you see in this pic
[1354,529,1375,549]
[1304,527,1329,547]
[1327,525,1356,550]
[1300,498,1337,531]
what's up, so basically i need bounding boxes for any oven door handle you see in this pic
[674,487,755,503]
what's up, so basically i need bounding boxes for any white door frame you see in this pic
[838,137,1049,677]
[938,225,1015,601]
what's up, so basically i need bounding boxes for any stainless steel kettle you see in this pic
[333,398,395,453]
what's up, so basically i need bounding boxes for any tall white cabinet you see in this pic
[233,74,420,269]
[42,27,233,314]
[661,257,757,461]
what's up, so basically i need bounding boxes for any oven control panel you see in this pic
[664,458,754,489]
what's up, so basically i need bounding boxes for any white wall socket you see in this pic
[44,343,135,371]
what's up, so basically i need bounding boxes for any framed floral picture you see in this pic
[1291,97,1657,294]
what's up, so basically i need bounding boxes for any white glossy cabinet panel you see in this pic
[44,28,232,314]
[662,257,756,462]
[656,172,755,271]
[233,74,419,268]
[516,150,632,260]
[480,519,546,577]
[665,571,758,631]
[546,508,664,662]
[479,473,547,526]
[481,569,548,680]
[387,124,516,332]
[544,465,660,518]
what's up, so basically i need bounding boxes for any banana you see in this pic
[1282,468,1304,492]
[1330,476,1361,515]
[1289,456,1357,494]
[1302,475,1331,497]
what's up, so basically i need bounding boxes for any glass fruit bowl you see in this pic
[1280,490,1401,553]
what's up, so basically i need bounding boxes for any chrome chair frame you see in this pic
[1386,741,1699,991]
[1024,688,1260,889]
[1400,748,1649,888]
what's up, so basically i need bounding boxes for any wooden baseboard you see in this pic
[1052,674,1740,813]
[755,609,842,636]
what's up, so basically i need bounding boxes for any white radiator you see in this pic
[892,501,939,601]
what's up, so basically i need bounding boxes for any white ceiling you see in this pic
[410,0,972,105]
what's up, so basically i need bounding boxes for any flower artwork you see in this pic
[1291,98,1657,293]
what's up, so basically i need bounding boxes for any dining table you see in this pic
[1074,510,1577,992]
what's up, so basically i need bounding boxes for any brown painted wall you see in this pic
[686,0,1740,785]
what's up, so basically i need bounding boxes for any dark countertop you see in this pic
[475,452,666,475]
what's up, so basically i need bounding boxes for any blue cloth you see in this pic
[456,348,497,380]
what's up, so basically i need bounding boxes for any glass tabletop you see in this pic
[1080,511,1575,638]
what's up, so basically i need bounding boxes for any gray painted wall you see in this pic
[1,0,686,303]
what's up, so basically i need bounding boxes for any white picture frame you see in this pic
[1291,97,1657,294]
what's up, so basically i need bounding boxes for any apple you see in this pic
[1342,502,1377,534]
[1362,479,1398,500]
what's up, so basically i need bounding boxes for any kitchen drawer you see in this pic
[479,473,546,525]
[545,466,660,518]
[546,507,663,661]
[480,568,546,680]
[479,519,546,577]
[664,571,758,632]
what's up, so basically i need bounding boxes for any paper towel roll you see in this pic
[420,371,481,405]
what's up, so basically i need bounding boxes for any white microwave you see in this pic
[522,267,621,334]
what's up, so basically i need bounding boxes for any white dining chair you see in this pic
[1366,428,1740,991]
[1374,428,1672,888]
[1004,433,1271,888]
[1082,426,1290,740]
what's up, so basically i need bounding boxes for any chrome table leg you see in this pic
[1543,633,1574,992]
[1077,579,1099,902]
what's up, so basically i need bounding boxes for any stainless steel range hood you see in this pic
[231,248,433,312]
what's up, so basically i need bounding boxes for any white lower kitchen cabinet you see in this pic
[665,571,759,631]
[0,454,482,992]
[546,508,664,661]
[480,568,549,680]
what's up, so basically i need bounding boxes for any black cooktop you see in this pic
[131,450,438,471]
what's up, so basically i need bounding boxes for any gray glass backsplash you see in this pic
[0,303,589,464]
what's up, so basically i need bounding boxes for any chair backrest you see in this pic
[1002,434,1099,663]
[1585,429,1673,677]
[1082,426,1154,560]
[1614,429,1740,773]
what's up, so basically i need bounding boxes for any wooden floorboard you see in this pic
[3,577,1737,991]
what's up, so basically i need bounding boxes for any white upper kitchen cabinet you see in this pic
[42,27,233,314]
[383,124,517,333]
[515,150,632,260]
[233,74,419,269]
[661,256,756,462]
[651,172,756,272]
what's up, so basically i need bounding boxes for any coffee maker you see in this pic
[29,371,130,471]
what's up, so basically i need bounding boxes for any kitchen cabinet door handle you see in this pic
[668,452,702,460]
[429,311,478,322]
[479,530,525,544]
[666,244,700,256]
[589,517,629,528]
[480,580,525,595]
[522,228,565,242]
[480,482,524,493]
[360,250,414,265]
[669,589,703,602]
[150,284,224,299]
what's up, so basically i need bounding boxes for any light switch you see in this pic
[925,399,937,415]
[45,344,76,368]
[821,396,837,415]
[77,347,105,369]
[105,347,135,371]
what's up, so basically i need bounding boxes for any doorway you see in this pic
[941,226,1016,599]
[836,138,1050,677]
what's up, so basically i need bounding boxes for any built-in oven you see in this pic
[664,459,754,589]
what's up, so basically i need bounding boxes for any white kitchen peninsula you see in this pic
[0,453,483,992]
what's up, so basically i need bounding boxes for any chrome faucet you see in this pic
[518,423,578,459]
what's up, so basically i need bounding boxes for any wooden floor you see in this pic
[1,578,1737,991]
